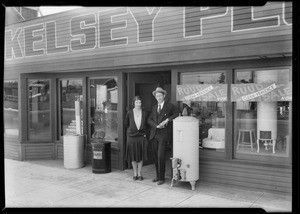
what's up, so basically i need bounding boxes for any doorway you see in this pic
[126,71,171,167]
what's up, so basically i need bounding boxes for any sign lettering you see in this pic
[129,7,162,42]
[5,4,292,60]
[70,14,97,51]
[24,23,44,57]
[231,82,292,102]
[46,21,69,54]
[232,7,279,32]
[177,84,227,101]
[184,7,228,37]
[93,151,102,159]
[98,7,128,47]
[5,28,23,59]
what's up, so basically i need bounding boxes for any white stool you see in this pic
[236,129,255,151]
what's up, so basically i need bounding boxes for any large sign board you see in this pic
[5,3,292,60]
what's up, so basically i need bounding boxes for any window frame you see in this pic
[20,73,56,142]
[58,78,84,139]
[3,79,20,139]
[27,78,52,141]
[178,69,230,159]
[233,66,292,164]
[175,62,292,165]
[87,76,119,147]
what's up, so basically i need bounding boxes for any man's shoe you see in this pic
[152,177,159,182]
[157,180,165,185]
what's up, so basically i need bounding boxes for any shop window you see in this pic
[4,80,19,137]
[180,72,226,152]
[28,79,51,140]
[233,69,292,157]
[60,79,83,136]
[90,77,118,145]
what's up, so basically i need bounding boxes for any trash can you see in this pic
[91,141,111,173]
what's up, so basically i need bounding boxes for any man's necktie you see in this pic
[157,104,161,114]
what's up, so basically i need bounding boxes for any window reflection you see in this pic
[28,80,50,140]
[4,80,19,136]
[90,78,118,144]
[180,72,226,151]
[60,79,83,136]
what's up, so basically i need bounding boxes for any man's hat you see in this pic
[152,86,167,97]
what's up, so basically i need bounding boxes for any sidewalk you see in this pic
[4,158,291,211]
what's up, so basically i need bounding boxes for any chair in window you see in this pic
[256,131,276,154]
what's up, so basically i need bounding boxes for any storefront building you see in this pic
[4,3,292,194]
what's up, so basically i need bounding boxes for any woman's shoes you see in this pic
[133,175,143,181]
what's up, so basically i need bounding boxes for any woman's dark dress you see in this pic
[125,109,148,162]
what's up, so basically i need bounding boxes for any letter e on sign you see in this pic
[24,23,45,57]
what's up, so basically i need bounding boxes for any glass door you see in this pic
[59,79,83,137]
[89,77,118,147]
[28,79,51,140]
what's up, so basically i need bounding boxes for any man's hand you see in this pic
[156,124,163,129]
[157,119,169,129]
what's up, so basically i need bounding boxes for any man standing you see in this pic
[148,86,179,185]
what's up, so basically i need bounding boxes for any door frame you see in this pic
[124,71,172,168]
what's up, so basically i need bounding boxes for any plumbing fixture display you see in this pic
[256,70,277,153]
[171,116,199,190]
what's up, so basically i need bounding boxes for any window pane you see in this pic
[90,78,118,144]
[4,80,19,136]
[235,69,291,157]
[180,72,226,152]
[60,79,83,136]
[28,79,51,140]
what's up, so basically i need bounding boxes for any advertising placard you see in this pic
[176,84,227,101]
[231,82,292,102]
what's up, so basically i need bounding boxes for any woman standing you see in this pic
[125,96,148,181]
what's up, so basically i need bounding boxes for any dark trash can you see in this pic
[91,141,111,173]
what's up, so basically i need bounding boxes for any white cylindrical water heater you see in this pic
[63,135,85,169]
[172,116,199,190]
[256,70,277,153]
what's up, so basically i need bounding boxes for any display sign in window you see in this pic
[231,82,292,102]
[176,84,227,102]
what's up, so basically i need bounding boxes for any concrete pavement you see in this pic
[4,158,292,211]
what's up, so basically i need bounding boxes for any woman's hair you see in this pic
[132,95,142,107]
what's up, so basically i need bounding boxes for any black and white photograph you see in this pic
[2,2,297,212]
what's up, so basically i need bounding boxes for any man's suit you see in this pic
[147,101,179,181]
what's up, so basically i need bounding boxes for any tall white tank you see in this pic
[63,135,85,169]
[256,70,277,144]
[173,116,199,184]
